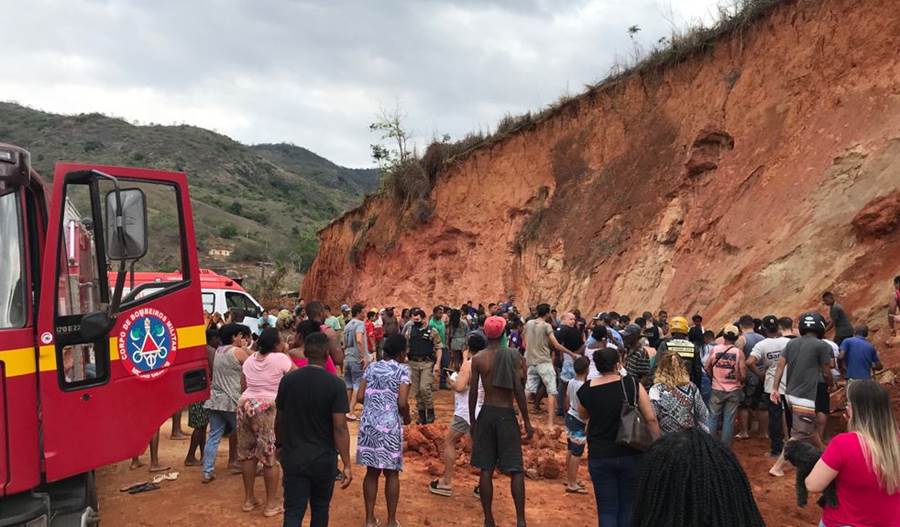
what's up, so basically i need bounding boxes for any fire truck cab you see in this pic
[0,144,209,526]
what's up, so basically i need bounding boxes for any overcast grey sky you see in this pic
[3,0,724,167]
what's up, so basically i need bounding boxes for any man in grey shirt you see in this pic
[523,303,570,429]
[342,303,369,421]
[768,312,833,477]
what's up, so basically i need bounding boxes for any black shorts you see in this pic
[470,405,523,474]
[815,383,830,414]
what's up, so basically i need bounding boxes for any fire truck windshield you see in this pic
[0,190,26,328]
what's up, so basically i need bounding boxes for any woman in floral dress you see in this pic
[357,334,411,527]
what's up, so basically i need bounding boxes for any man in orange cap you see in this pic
[470,315,533,527]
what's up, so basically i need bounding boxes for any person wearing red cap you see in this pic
[470,315,533,527]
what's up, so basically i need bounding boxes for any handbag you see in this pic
[615,376,654,451]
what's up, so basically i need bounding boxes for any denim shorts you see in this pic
[343,359,364,389]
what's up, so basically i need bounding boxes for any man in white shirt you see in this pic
[747,315,791,457]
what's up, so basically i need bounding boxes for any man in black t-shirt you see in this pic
[276,332,352,526]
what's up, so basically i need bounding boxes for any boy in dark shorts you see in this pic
[564,356,590,494]
[470,316,534,527]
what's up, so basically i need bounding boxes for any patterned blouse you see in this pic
[648,382,709,435]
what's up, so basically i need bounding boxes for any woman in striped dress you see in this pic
[356,334,411,527]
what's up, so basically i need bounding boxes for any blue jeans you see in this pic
[700,372,712,407]
[282,454,337,527]
[587,455,641,527]
[709,389,741,446]
[202,409,236,476]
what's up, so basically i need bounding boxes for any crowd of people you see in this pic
[131,278,900,527]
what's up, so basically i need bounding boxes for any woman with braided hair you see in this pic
[632,428,765,527]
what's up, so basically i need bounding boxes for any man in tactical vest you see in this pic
[404,308,443,424]
[656,316,702,387]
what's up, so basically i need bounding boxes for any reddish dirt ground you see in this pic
[93,387,866,527]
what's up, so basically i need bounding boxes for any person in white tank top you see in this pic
[428,333,487,497]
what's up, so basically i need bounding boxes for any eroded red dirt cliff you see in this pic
[304,0,900,344]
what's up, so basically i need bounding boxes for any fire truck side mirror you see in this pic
[80,310,114,342]
[105,188,148,261]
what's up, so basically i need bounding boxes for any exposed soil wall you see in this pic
[304,0,900,345]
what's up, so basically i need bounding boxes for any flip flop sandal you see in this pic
[241,499,260,512]
[151,474,166,485]
[119,481,148,493]
[428,479,452,497]
[565,485,588,494]
[128,482,161,495]
[262,506,285,518]
[148,465,172,473]
[164,471,179,481]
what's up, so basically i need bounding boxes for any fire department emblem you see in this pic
[118,308,177,380]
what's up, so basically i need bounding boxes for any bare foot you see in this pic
[241,498,260,512]
[183,458,200,467]
[130,459,145,470]
[229,463,242,474]
[170,431,190,440]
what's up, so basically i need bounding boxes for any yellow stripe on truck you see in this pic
[177,324,207,349]
[4,324,207,377]
[1,347,40,377]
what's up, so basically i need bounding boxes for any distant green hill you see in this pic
[0,101,378,273]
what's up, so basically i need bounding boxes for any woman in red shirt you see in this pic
[806,380,900,527]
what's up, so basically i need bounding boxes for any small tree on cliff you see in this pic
[370,104,412,171]
[627,24,643,64]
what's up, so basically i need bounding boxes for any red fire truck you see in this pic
[0,144,209,526]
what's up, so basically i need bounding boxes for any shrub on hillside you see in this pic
[219,224,238,239]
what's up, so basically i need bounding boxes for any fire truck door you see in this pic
[37,165,208,483]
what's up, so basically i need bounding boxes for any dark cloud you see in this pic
[2,0,720,166]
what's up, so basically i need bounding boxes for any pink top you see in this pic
[705,344,744,392]
[241,352,293,401]
[821,432,900,527]
[292,354,338,375]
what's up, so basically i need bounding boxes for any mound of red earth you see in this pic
[404,423,566,480]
